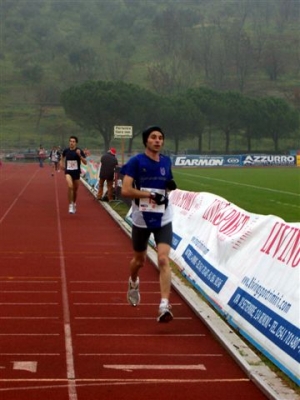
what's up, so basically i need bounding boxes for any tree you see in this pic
[239,97,265,152]
[61,80,160,151]
[211,91,245,153]
[260,97,299,152]
[157,94,202,155]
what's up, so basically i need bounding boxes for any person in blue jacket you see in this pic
[121,126,177,323]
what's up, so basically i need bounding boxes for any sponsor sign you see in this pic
[242,154,296,166]
[168,189,300,385]
[173,156,224,167]
[223,155,241,166]
[172,154,296,167]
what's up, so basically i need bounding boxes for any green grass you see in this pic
[173,167,300,223]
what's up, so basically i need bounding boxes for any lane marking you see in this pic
[54,174,77,400]
[73,302,181,306]
[1,353,60,356]
[0,378,251,395]
[0,334,59,336]
[12,361,37,373]
[0,169,39,224]
[0,303,58,305]
[0,317,59,320]
[175,170,300,196]
[1,291,58,293]
[75,317,191,320]
[104,364,206,370]
[0,280,59,283]
[70,280,163,283]
[71,291,161,293]
[77,334,205,337]
[79,353,222,357]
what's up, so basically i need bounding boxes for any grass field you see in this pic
[173,167,300,223]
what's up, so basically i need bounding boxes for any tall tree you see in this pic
[61,80,159,151]
[260,97,299,152]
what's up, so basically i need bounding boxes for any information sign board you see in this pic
[114,126,133,138]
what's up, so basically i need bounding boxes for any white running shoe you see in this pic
[157,304,173,323]
[127,277,140,306]
[68,204,74,214]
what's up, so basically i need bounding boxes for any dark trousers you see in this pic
[97,178,114,201]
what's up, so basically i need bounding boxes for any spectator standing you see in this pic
[120,126,177,323]
[38,145,46,168]
[97,148,118,202]
[60,136,87,214]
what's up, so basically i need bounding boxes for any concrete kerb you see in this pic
[82,179,298,400]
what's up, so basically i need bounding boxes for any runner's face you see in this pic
[69,139,77,150]
[146,131,164,152]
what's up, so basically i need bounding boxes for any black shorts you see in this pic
[132,222,173,252]
[66,171,80,180]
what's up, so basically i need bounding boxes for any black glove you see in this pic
[166,179,177,191]
[150,192,169,207]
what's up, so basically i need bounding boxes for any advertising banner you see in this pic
[171,154,296,167]
[173,155,241,167]
[168,189,300,385]
[81,158,99,187]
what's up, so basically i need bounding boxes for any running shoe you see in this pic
[157,304,173,323]
[127,277,140,306]
[68,204,74,214]
[73,203,76,213]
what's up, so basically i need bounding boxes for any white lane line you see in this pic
[0,169,39,224]
[0,317,59,320]
[79,353,222,357]
[0,378,251,394]
[0,334,59,336]
[1,291,57,293]
[176,171,300,196]
[13,361,37,373]
[71,291,161,293]
[0,281,59,283]
[0,303,58,305]
[70,280,159,283]
[104,364,206,370]
[75,317,191,320]
[54,175,77,400]
[73,302,182,306]
[0,353,60,356]
[77,334,205,337]
[0,378,249,382]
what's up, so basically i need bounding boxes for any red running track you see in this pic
[0,162,269,400]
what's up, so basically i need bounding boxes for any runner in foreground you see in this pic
[121,126,177,322]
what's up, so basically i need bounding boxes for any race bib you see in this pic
[139,188,165,213]
[67,160,77,170]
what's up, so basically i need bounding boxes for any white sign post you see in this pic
[114,126,133,164]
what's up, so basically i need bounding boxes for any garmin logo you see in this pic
[174,157,224,167]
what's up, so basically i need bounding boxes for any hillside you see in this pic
[1,0,299,151]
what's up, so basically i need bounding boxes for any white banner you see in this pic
[168,190,300,385]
